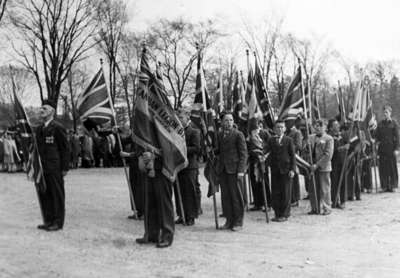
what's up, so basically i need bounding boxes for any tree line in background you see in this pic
[0,0,399,130]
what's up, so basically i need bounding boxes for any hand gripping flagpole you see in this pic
[100,59,138,219]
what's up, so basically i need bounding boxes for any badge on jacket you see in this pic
[45,136,54,144]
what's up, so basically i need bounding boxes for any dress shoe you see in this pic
[219,222,231,230]
[136,237,157,244]
[271,217,280,222]
[291,201,299,207]
[336,204,345,210]
[219,213,225,217]
[45,224,61,232]
[127,213,143,220]
[303,195,310,200]
[307,210,318,215]
[37,223,50,230]
[175,218,184,224]
[186,219,195,226]
[156,240,172,248]
[231,226,243,232]
[249,206,262,211]
[278,217,287,222]
[321,210,331,216]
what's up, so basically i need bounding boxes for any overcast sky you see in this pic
[128,0,400,63]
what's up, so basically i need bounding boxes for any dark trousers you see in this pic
[271,171,292,218]
[129,163,145,216]
[219,170,244,227]
[379,152,398,190]
[38,171,65,227]
[174,169,199,221]
[144,171,174,243]
[249,162,271,208]
[291,174,300,203]
[331,162,347,205]
[347,159,361,200]
[195,169,202,211]
[361,159,373,190]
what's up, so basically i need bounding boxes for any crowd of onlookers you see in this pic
[0,126,126,172]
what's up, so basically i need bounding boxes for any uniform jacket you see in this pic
[375,119,399,155]
[309,133,334,172]
[36,120,70,173]
[266,135,296,175]
[184,123,201,169]
[217,128,248,174]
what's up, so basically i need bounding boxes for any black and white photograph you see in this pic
[1,0,400,277]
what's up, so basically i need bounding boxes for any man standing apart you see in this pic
[36,100,70,231]
[309,119,334,215]
[217,113,247,231]
[375,105,399,192]
[266,120,296,222]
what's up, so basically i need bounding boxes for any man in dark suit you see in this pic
[36,100,70,231]
[375,105,399,192]
[217,113,247,231]
[266,120,296,222]
[174,109,201,226]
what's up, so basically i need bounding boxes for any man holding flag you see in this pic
[133,46,187,248]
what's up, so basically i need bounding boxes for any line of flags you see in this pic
[11,45,379,190]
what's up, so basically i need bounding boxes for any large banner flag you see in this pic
[76,68,113,126]
[132,47,187,182]
[254,57,274,128]
[12,83,44,187]
[278,66,305,121]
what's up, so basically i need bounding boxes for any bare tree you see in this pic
[286,33,333,94]
[147,18,221,109]
[240,16,284,91]
[7,0,97,110]
[91,0,128,102]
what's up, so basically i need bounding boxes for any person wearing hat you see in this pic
[173,108,201,226]
[375,105,399,192]
[35,100,70,231]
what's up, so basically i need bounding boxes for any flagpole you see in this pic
[197,43,219,229]
[298,60,320,214]
[10,65,46,223]
[100,59,138,219]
